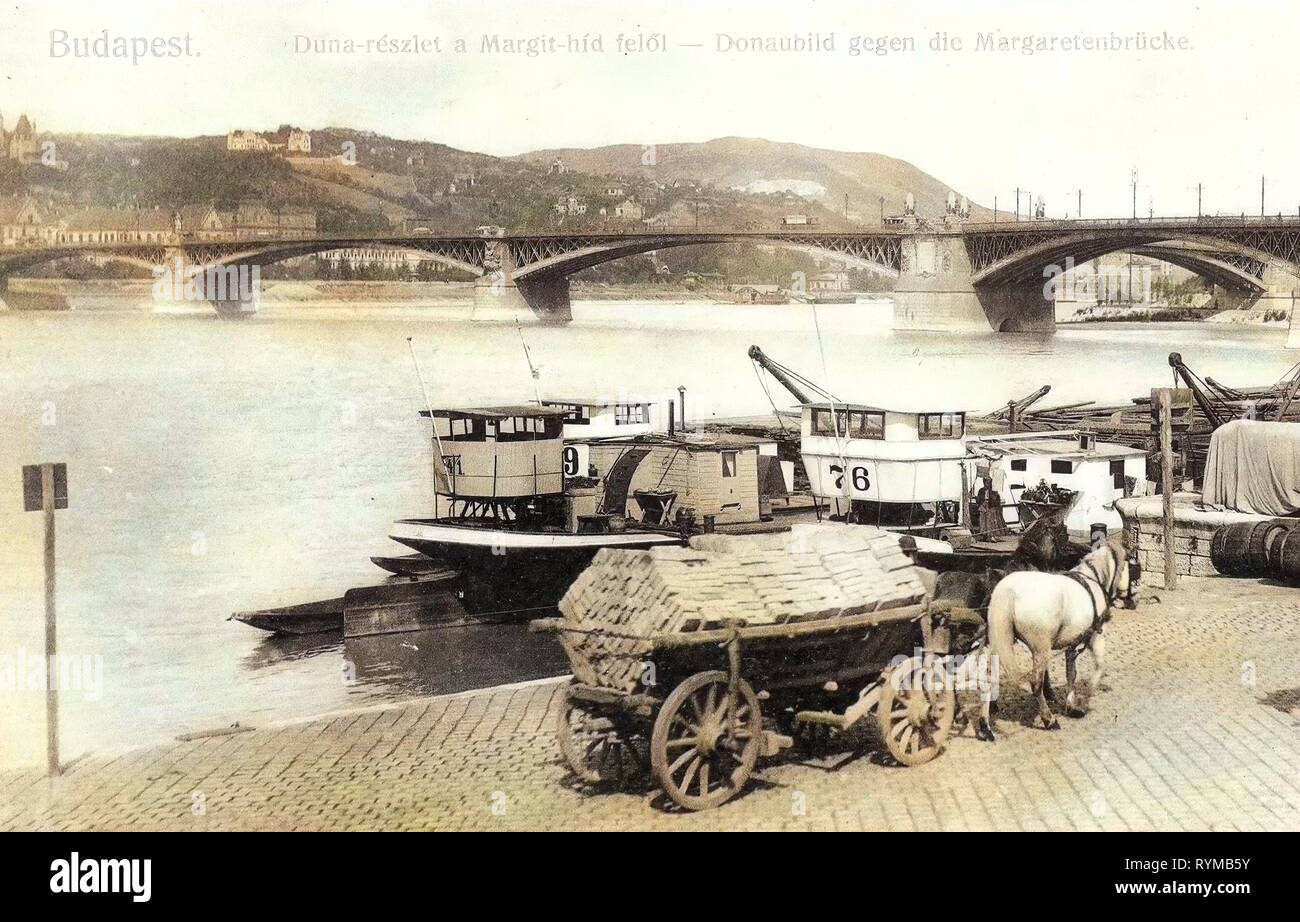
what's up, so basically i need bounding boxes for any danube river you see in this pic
[0,294,1293,767]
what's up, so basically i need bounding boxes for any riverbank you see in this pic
[4,576,1297,831]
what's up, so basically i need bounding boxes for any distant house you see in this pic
[604,185,625,197]
[555,195,587,216]
[55,207,175,244]
[613,198,644,220]
[548,158,566,175]
[809,271,850,293]
[227,202,316,239]
[0,196,50,246]
[175,203,226,240]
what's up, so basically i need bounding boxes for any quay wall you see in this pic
[1116,494,1272,588]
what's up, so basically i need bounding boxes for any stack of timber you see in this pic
[557,523,925,693]
[1003,358,1300,479]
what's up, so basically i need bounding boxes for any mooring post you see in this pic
[1156,389,1178,589]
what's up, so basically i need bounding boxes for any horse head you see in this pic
[1086,539,1139,610]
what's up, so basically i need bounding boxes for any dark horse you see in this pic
[921,516,1072,622]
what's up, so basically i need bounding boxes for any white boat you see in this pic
[799,399,969,531]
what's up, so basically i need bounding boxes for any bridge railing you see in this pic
[962,214,1300,232]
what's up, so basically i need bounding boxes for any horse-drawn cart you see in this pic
[530,525,960,811]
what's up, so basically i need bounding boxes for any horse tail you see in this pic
[985,582,1019,692]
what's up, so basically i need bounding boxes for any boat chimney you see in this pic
[677,386,686,432]
[668,400,676,436]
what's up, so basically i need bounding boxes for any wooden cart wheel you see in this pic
[651,670,762,811]
[877,655,956,767]
[556,691,648,787]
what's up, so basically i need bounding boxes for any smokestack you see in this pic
[677,386,687,432]
[668,400,675,437]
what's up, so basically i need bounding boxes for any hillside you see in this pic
[515,137,990,223]
[2,127,987,284]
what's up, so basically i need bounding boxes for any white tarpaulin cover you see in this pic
[1202,419,1300,515]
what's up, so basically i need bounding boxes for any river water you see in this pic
[0,294,1293,767]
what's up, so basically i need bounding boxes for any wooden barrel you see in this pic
[1272,527,1300,584]
[1211,522,1257,575]
[1248,520,1291,574]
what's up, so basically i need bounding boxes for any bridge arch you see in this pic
[967,227,1282,293]
[508,233,901,282]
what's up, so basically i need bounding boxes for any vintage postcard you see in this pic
[0,0,1293,878]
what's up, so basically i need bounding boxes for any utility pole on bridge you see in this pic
[1131,168,1138,220]
[1077,189,1082,219]
[1261,175,1266,217]
[1198,183,1202,218]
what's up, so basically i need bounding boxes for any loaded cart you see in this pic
[530,524,958,811]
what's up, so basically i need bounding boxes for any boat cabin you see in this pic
[539,397,660,479]
[970,431,1149,532]
[422,405,567,501]
[583,433,774,527]
[799,401,969,529]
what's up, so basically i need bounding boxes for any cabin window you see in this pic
[721,451,738,478]
[918,413,965,439]
[1050,459,1074,475]
[1010,458,1028,472]
[615,403,648,426]
[811,408,842,436]
[436,417,485,442]
[552,403,588,424]
[495,415,562,441]
[847,411,885,439]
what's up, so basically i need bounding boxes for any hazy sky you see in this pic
[2,0,1297,217]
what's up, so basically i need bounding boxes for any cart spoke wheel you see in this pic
[877,655,956,767]
[651,670,763,811]
[556,689,649,787]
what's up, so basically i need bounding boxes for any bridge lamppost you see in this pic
[1131,168,1138,220]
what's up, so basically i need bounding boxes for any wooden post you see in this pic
[24,461,67,777]
[1157,389,1178,589]
[959,461,971,529]
[41,463,59,777]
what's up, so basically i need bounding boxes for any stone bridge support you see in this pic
[891,233,1054,333]
[153,248,260,317]
[472,240,572,324]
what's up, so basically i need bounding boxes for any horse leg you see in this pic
[1041,659,1056,704]
[1087,629,1106,700]
[977,688,996,742]
[1064,646,1086,718]
[1030,649,1059,730]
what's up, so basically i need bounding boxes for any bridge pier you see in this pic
[154,250,261,317]
[891,233,1054,333]
[471,240,572,324]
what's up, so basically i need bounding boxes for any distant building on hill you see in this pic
[1,113,42,165]
[227,126,312,155]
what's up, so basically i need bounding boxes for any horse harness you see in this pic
[1063,546,1124,634]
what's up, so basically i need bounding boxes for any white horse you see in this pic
[977,539,1139,740]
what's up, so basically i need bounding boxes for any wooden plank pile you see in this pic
[557,523,926,693]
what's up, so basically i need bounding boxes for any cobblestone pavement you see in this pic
[3,577,1300,831]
